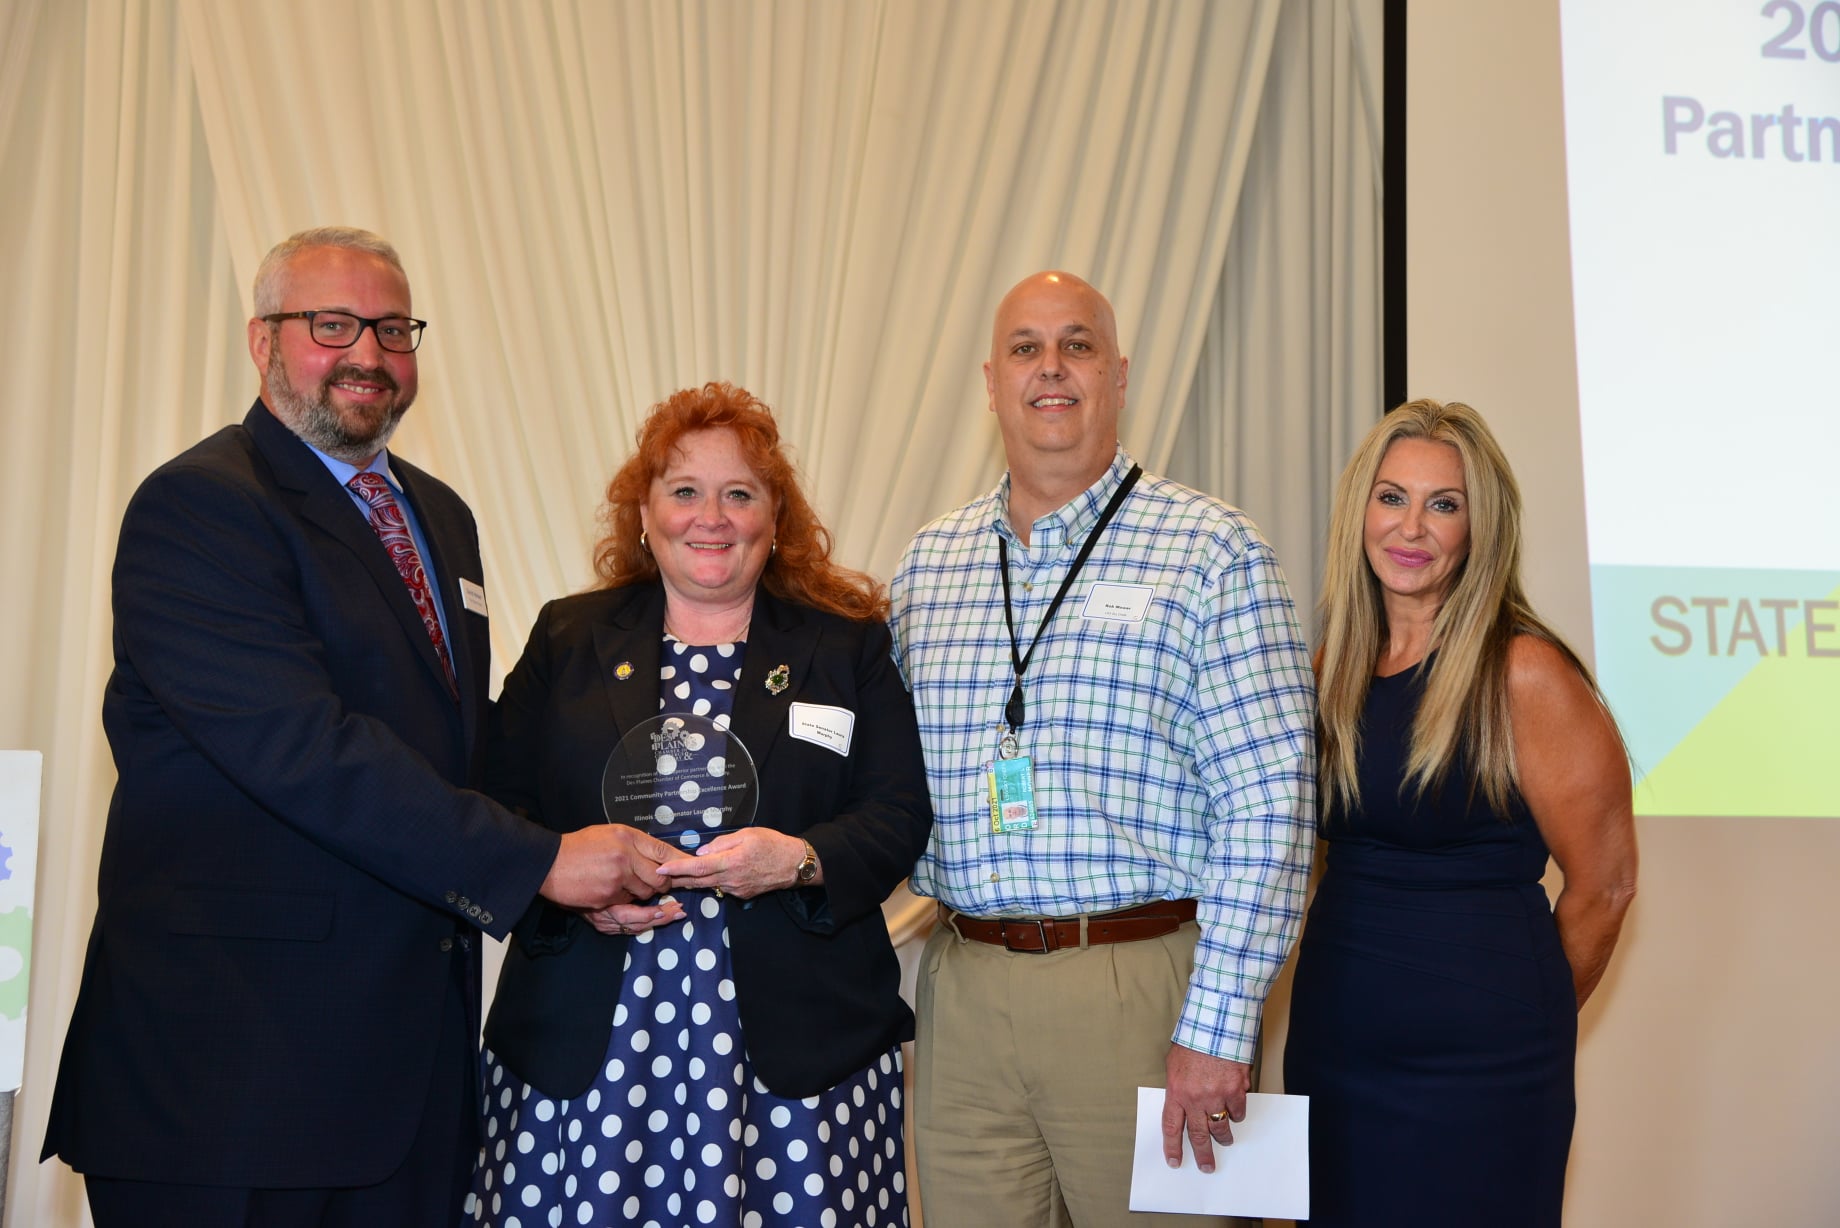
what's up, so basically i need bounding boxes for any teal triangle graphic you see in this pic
[1589,564,1840,784]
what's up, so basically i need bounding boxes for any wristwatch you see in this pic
[794,839,819,885]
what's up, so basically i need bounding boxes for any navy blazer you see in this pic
[483,582,932,1099]
[42,402,559,1187]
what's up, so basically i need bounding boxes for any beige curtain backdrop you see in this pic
[0,1,1380,1223]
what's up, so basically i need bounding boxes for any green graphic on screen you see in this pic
[1592,566,1840,818]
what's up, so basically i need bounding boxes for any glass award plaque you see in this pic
[601,714,758,850]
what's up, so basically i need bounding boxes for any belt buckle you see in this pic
[1004,918,1053,953]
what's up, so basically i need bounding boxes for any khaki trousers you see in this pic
[913,918,1256,1228]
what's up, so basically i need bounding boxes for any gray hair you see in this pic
[252,226,405,316]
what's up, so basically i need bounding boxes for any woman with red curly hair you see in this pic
[469,382,931,1226]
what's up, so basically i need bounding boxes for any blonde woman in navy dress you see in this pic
[467,382,932,1227]
[1284,400,1637,1227]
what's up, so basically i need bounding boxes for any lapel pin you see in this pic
[765,664,790,695]
[615,661,635,681]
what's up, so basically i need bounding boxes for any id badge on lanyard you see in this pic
[987,734,1037,834]
[990,465,1140,838]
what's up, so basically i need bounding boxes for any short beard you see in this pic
[266,349,411,463]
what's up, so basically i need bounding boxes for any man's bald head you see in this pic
[983,271,1128,506]
[988,271,1121,364]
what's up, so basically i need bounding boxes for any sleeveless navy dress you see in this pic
[1283,664,1576,1227]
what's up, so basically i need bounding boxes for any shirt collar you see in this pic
[306,442,400,494]
[992,444,1136,547]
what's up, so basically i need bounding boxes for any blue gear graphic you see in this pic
[0,836,13,881]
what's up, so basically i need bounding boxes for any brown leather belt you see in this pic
[942,899,1198,954]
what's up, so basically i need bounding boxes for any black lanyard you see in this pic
[997,465,1142,736]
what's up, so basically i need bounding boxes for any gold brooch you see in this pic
[765,664,790,695]
[614,661,634,681]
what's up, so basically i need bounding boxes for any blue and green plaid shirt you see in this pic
[889,447,1316,1062]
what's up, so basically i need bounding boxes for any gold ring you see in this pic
[1207,1110,1230,1123]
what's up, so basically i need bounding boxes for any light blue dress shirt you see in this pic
[305,443,453,645]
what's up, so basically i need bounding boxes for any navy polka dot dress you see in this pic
[466,637,909,1228]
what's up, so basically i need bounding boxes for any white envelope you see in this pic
[1128,1088,1309,1219]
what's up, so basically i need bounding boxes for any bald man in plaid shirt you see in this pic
[891,271,1316,1228]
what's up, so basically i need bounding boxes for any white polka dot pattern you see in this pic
[465,634,907,1227]
[467,910,907,1226]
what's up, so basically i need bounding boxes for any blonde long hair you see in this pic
[1317,399,1601,817]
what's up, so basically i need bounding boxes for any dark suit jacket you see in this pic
[483,582,932,1099]
[42,401,560,1188]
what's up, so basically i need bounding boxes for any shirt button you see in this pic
[989,872,1000,882]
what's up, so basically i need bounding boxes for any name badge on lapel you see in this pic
[459,577,489,617]
[788,702,855,756]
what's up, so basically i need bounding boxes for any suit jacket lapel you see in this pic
[246,402,462,709]
[592,583,668,744]
[393,459,480,737]
[726,589,818,833]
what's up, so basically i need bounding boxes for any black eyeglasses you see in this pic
[262,310,428,353]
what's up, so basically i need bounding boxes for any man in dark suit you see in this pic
[41,227,674,1227]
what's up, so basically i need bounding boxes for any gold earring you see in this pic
[639,530,649,552]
